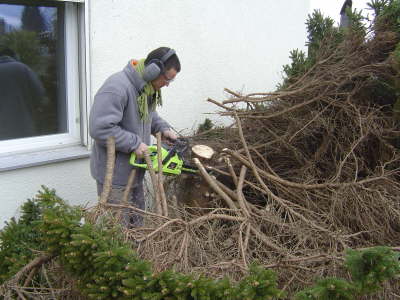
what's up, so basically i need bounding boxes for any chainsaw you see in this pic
[129,138,198,175]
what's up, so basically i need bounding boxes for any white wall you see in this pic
[89,0,310,132]
[310,0,370,24]
[0,158,96,226]
[0,0,310,227]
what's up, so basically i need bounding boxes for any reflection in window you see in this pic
[0,1,66,141]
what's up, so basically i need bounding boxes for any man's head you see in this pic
[144,47,181,90]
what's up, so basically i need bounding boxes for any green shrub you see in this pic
[35,188,285,299]
[294,278,356,300]
[0,187,58,283]
[1,188,399,300]
[345,246,400,294]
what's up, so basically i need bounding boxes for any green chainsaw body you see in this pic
[129,142,198,176]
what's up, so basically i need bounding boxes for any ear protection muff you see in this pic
[143,48,176,82]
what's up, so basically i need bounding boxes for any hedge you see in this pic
[0,187,399,300]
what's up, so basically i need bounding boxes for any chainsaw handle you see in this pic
[129,152,147,168]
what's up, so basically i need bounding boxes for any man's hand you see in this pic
[134,142,148,158]
[162,129,178,144]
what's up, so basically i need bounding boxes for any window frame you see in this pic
[0,0,89,156]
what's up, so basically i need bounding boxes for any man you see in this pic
[89,47,179,226]
[340,0,352,28]
[0,46,45,140]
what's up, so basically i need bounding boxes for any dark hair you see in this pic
[340,0,352,15]
[145,47,181,73]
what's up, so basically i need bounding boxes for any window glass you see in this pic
[0,1,66,141]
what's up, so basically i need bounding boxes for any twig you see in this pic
[156,132,168,217]
[15,289,27,300]
[193,158,237,210]
[252,148,279,177]
[237,166,250,218]
[23,267,37,287]
[243,222,251,255]
[117,169,137,221]
[207,98,235,111]
[239,222,248,268]
[222,90,319,107]
[224,88,242,98]
[177,231,188,259]
[288,103,332,143]
[215,180,239,201]
[233,113,330,233]
[100,136,115,204]
[188,123,235,138]
[137,219,185,242]
[224,156,238,186]
[250,226,292,256]
[122,169,137,205]
[333,134,367,182]
[264,254,344,269]
[223,148,387,190]
[144,152,163,215]
[104,203,169,220]
[42,264,56,300]
[13,255,54,284]
[188,213,246,226]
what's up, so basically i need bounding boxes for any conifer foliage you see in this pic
[0,188,284,299]
[0,188,399,299]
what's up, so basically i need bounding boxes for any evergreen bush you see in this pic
[1,188,399,299]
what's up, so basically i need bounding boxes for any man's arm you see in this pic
[89,91,141,153]
[151,111,177,142]
[151,111,170,134]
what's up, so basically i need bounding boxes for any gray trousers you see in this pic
[96,169,145,227]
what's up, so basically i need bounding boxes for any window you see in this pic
[0,0,87,156]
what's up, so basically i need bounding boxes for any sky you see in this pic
[0,4,22,27]
[310,0,372,24]
[0,4,54,29]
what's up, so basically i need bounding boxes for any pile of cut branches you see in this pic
[102,1,400,298]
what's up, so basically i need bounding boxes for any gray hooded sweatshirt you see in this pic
[89,61,170,186]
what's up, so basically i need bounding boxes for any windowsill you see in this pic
[0,145,90,172]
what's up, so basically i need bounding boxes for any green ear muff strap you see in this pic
[132,59,163,121]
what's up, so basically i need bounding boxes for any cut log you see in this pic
[192,145,215,160]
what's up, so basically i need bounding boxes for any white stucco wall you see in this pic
[0,0,310,227]
[0,158,96,226]
[89,0,310,132]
